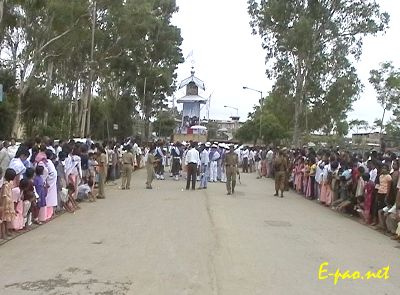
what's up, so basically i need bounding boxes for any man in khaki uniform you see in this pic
[97,147,107,199]
[121,145,135,190]
[274,149,288,198]
[146,145,159,189]
[224,145,239,195]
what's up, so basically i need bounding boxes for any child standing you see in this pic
[34,166,47,224]
[23,167,36,226]
[88,152,98,191]
[1,168,17,239]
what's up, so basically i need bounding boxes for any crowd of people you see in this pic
[164,141,400,243]
[150,141,241,194]
[0,136,143,240]
[265,146,400,243]
[0,136,245,240]
[3,135,399,244]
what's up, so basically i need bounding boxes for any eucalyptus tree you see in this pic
[1,0,88,138]
[369,61,400,133]
[90,0,183,140]
[248,0,389,146]
[349,119,369,134]
[126,0,183,140]
[0,0,183,140]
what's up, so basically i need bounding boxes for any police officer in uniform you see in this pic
[224,145,239,195]
[274,149,288,198]
[121,145,135,190]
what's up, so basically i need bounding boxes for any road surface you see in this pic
[1,169,400,294]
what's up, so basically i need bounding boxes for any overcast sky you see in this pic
[171,0,400,130]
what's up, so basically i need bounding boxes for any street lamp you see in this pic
[243,86,263,141]
[223,105,239,117]
[224,105,240,137]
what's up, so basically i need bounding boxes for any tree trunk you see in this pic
[0,0,4,26]
[144,109,150,142]
[380,107,386,134]
[85,0,96,138]
[79,84,89,138]
[74,81,80,136]
[11,94,22,138]
[43,61,54,126]
[11,65,34,139]
[292,57,306,148]
[68,81,74,137]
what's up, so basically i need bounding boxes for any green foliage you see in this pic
[248,0,389,146]
[369,63,400,110]
[236,94,289,144]
[0,68,17,138]
[349,119,369,134]
[206,121,219,140]
[369,61,400,132]
[0,0,183,140]
[153,110,176,138]
[235,120,256,143]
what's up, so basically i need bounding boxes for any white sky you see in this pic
[172,0,400,130]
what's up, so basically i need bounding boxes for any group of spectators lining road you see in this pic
[177,142,400,242]
[0,136,144,241]
[259,146,400,243]
[4,136,400,244]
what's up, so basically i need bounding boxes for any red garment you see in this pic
[363,180,374,224]
[352,167,360,190]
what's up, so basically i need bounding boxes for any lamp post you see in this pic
[223,105,239,117]
[224,105,240,137]
[142,73,163,141]
[243,86,263,141]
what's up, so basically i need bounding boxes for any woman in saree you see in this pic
[65,146,82,199]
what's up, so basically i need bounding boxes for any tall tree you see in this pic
[369,61,400,133]
[153,110,176,138]
[1,0,87,138]
[236,95,288,144]
[0,0,183,140]
[248,0,389,146]
[349,119,369,134]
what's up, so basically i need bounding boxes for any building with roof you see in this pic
[176,69,208,136]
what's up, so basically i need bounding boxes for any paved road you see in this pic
[1,169,400,295]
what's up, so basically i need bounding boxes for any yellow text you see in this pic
[318,262,390,285]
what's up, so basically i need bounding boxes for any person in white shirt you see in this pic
[209,144,220,182]
[249,148,256,173]
[7,138,19,159]
[315,157,324,200]
[199,143,210,189]
[77,179,94,202]
[368,160,378,183]
[0,141,11,173]
[185,143,200,190]
[132,141,140,169]
[234,146,241,165]
[266,148,274,178]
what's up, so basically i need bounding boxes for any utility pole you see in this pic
[243,86,263,142]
